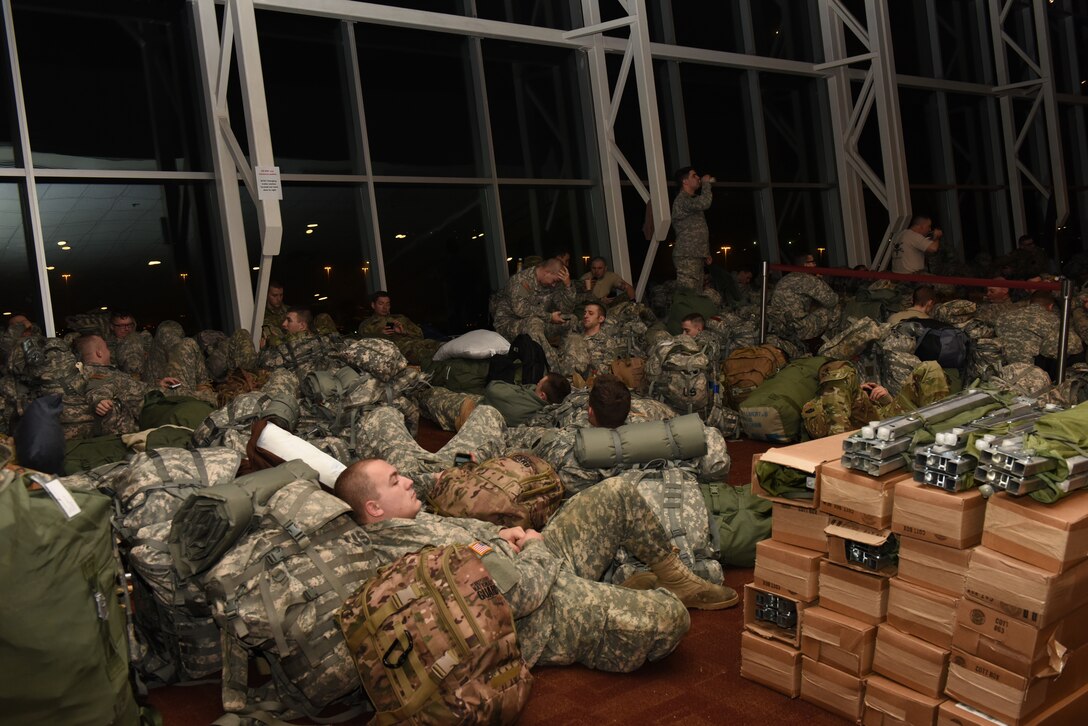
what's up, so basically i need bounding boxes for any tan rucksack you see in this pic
[722,344,787,406]
[428,453,564,530]
[337,544,533,726]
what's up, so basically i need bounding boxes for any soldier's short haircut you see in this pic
[909,214,931,228]
[110,310,135,323]
[268,280,284,291]
[674,166,695,186]
[333,459,381,523]
[1030,290,1056,308]
[287,307,313,329]
[371,290,390,304]
[590,256,607,267]
[74,334,106,361]
[541,257,564,273]
[538,373,571,405]
[1017,235,1035,248]
[681,312,705,328]
[913,286,936,307]
[793,252,814,266]
[589,374,631,429]
[585,302,606,320]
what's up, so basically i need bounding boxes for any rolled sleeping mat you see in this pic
[574,413,707,469]
[261,391,300,431]
[255,422,347,488]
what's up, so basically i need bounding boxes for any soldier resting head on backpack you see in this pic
[588,374,630,428]
[537,372,571,404]
[680,313,705,337]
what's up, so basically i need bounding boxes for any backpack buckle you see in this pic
[382,632,414,669]
[264,546,286,567]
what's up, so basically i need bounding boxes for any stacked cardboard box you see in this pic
[742,434,845,699]
[944,492,1088,725]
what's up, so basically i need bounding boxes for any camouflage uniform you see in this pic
[766,272,840,342]
[143,321,216,404]
[357,314,440,368]
[990,302,1083,365]
[414,385,484,432]
[258,330,344,381]
[363,476,689,671]
[671,183,713,291]
[492,267,576,370]
[109,331,151,378]
[557,330,618,380]
[262,302,288,348]
[352,404,508,498]
[84,363,156,436]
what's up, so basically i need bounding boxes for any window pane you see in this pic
[774,189,833,265]
[14,0,203,172]
[375,185,490,333]
[257,12,355,174]
[484,41,589,179]
[750,0,818,62]
[37,181,221,331]
[661,2,742,52]
[252,184,372,332]
[476,1,573,30]
[356,26,481,177]
[947,93,1002,185]
[0,183,42,322]
[499,186,596,272]
[762,73,830,183]
[899,88,942,184]
[677,64,752,181]
[0,26,16,166]
[933,0,991,84]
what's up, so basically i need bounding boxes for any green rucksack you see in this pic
[428,357,492,394]
[0,470,142,725]
[739,356,829,443]
[699,482,773,567]
[138,390,216,431]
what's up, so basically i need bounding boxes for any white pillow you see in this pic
[432,329,511,361]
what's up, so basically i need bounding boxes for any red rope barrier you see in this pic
[768,264,1063,292]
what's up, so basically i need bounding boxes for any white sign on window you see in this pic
[256,165,283,200]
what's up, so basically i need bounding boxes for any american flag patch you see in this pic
[469,541,493,558]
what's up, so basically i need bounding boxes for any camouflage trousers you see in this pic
[415,386,482,432]
[352,404,507,498]
[673,255,704,292]
[495,317,565,372]
[389,335,441,369]
[769,306,839,342]
[525,477,689,671]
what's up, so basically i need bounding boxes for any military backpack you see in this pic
[336,543,533,726]
[722,344,787,407]
[428,452,564,531]
[645,335,713,415]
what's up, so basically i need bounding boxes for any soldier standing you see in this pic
[671,166,715,292]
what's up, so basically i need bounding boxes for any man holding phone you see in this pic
[357,290,440,367]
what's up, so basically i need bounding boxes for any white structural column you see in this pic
[574,0,669,301]
[1,0,55,335]
[819,0,912,269]
[192,0,282,338]
[988,0,1068,237]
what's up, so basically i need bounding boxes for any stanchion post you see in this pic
[760,260,769,344]
[1058,277,1072,384]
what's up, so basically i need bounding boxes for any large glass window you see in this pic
[499,186,595,272]
[36,181,220,332]
[475,1,573,30]
[374,185,490,333]
[774,189,833,262]
[762,72,830,183]
[0,183,41,323]
[483,41,589,179]
[257,12,354,174]
[750,0,819,62]
[356,26,481,177]
[14,0,203,172]
[659,2,742,53]
[676,64,752,182]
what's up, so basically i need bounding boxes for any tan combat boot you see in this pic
[619,571,658,590]
[650,551,739,610]
[454,398,477,431]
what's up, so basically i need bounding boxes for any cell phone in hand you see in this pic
[453,453,472,466]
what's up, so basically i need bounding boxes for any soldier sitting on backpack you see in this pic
[334,460,737,674]
[357,290,440,368]
[76,334,183,436]
[492,257,577,371]
[988,290,1083,373]
[258,307,344,379]
[557,302,619,382]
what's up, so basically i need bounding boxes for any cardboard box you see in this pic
[873,624,950,698]
[740,631,802,698]
[752,432,853,509]
[819,559,888,625]
[800,605,876,676]
[772,501,830,552]
[940,684,1088,726]
[752,539,823,602]
[952,600,1088,678]
[800,656,865,722]
[863,674,944,726]
[818,459,908,529]
[892,479,985,549]
[743,583,810,648]
[825,518,898,577]
[945,644,1088,725]
[898,537,973,597]
[982,492,1088,574]
[887,577,958,649]
[963,546,1088,629]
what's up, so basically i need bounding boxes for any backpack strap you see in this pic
[661,468,694,570]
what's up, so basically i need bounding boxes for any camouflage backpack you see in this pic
[190,391,271,452]
[428,452,565,530]
[645,335,713,415]
[722,344,787,407]
[818,316,886,361]
[336,544,533,726]
[202,480,377,721]
[608,467,723,586]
